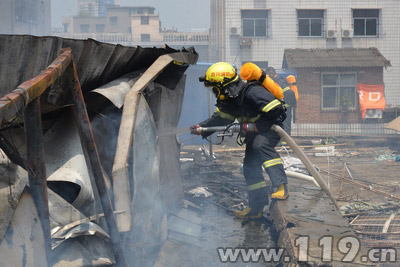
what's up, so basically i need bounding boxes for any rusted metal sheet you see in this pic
[44,109,95,215]
[118,95,167,266]
[0,34,198,266]
[0,152,29,241]
[0,35,197,98]
[148,77,186,208]
[0,47,71,126]
[0,188,48,267]
[48,188,115,266]
[0,44,129,265]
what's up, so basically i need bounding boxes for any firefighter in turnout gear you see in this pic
[190,62,289,219]
[267,67,297,136]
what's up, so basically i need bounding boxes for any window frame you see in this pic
[141,34,150,42]
[297,10,324,38]
[79,24,90,33]
[109,16,118,26]
[95,24,105,33]
[141,16,149,25]
[352,9,379,37]
[241,9,269,38]
[321,72,358,111]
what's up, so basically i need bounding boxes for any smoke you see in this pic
[0,1,51,36]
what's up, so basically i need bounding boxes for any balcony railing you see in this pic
[163,32,209,43]
[53,32,209,45]
[56,33,133,43]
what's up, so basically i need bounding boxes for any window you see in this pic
[141,34,150,42]
[63,24,69,33]
[80,24,89,33]
[322,73,357,110]
[241,10,268,37]
[109,16,118,26]
[141,16,149,25]
[96,24,105,33]
[353,9,379,37]
[298,10,324,37]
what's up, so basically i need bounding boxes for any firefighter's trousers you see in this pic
[243,128,288,208]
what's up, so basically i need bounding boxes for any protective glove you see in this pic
[190,124,201,135]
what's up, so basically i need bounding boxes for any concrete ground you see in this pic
[165,135,400,266]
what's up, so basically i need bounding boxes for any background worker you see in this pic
[190,62,289,220]
[267,67,297,136]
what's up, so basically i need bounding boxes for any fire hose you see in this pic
[197,123,339,210]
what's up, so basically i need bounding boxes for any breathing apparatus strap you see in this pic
[258,71,266,84]
[236,81,258,146]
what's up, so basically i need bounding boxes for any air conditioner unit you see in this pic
[326,29,338,39]
[239,37,253,46]
[342,29,353,38]
[364,109,383,120]
[230,27,239,35]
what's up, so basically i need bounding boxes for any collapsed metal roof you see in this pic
[0,34,198,98]
[283,47,391,69]
[0,34,199,266]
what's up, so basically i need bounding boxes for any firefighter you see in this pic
[267,67,297,136]
[190,62,289,219]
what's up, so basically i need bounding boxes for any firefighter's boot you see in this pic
[234,207,263,219]
[271,184,289,200]
[234,186,268,219]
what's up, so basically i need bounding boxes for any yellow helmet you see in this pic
[200,62,238,88]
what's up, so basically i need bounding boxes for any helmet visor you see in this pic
[199,75,220,88]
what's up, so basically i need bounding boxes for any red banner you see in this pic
[356,83,386,119]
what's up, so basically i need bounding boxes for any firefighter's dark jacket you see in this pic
[199,80,286,137]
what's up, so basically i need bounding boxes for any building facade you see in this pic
[60,5,210,61]
[0,0,51,35]
[282,48,390,129]
[210,0,400,112]
[78,0,115,17]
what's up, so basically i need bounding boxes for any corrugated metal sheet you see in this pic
[0,34,198,97]
[283,48,391,69]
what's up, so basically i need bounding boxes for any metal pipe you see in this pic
[271,125,340,210]
[23,97,52,266]
[68,62,127,267]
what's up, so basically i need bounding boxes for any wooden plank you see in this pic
[113,54,173,232]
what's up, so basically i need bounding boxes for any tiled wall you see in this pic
[215,0,400,107]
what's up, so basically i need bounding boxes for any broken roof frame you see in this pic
[0,37,199,265]
[0,47,128,266]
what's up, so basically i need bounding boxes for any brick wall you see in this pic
[296,67,383,124]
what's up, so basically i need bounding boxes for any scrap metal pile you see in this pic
[0,34,197,266]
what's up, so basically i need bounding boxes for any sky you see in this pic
[51,0,210,32]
